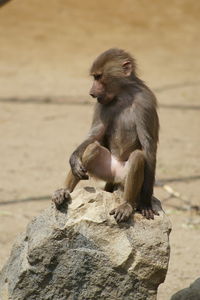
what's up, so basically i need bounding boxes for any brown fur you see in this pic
[52,48,159,221]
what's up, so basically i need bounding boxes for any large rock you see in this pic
[171,278,200,300]
[0,188,171,300]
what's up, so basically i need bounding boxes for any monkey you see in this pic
[52,48,159,222]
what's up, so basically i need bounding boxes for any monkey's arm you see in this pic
[70,108,106,179]
[52,108,105,207]
[134,94,159,207]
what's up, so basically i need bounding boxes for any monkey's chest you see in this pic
[105,116,140,160]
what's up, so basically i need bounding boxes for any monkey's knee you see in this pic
[129,150,145,167]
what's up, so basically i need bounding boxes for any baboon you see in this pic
[52,48,159,222]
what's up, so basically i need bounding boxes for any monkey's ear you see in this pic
[122,61,132,76]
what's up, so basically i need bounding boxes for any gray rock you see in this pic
[0,188,171,300]
[171,278,200,300]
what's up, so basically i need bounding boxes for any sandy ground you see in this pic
[0,1,200,299]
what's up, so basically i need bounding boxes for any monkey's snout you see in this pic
[90,92,96,98]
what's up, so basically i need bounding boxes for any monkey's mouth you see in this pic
[97,94,115,105]
[97,96,105,104]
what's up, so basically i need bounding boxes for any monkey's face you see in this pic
[90,53,133,105]
[89,74,115,105]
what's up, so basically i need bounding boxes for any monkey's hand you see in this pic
[137,204,159,220]
[69,154,89,180]
[110,203,133,223]
[52,188,70,208]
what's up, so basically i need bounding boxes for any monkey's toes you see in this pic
[52,188,70,208]
[139,207,159,220]
[110,203,133,222]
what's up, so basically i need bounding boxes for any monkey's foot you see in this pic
[52,188,70,208]
[110,203,133,223]
[137,204,159,220]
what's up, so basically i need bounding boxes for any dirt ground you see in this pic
[0,1,200,299]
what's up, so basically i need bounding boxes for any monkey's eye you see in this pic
[94,74,102,81]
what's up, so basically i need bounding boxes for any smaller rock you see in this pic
[171,278,200,300]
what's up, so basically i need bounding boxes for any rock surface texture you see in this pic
[0,188,171,300]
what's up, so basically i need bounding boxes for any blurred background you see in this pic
[0,0,199,299]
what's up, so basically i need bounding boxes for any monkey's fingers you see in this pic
[79,166,89,180]
[80,165,87,173]
[72,168,86,179]
[77,169,89,180]
[81,174,89,180]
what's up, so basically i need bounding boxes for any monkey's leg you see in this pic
[52,170,79,208]
[110,150,145,222]
[82,142,117,182]
[82,141,128,182]
[52,142,114,208]
[64,170,80,192]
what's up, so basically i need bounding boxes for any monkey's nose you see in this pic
[90,92,96,98]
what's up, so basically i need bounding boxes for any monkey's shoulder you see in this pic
[133,87,158,110]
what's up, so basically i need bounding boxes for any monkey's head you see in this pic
[89,48,136,105]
